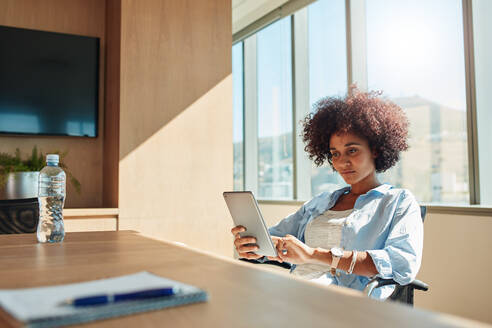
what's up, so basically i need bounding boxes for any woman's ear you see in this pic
[371,149,378,159]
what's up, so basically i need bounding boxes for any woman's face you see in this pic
[329,132,377,186]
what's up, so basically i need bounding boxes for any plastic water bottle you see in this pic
[37,154,66,243]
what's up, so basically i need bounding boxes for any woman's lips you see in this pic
[341,170,356,175]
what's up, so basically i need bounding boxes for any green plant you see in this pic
[0,146,81,193]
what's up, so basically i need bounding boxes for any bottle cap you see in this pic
[46,154,59,163]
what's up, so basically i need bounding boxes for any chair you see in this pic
[0,198,39,234]
[240,205,429,306]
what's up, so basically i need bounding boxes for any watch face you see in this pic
[331,247,344,257]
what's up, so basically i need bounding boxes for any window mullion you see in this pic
[293,8,311,201]
[347,0,368,91]
[244,36,259,196]
[462,0,480,204]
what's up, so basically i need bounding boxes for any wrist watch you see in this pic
[330,247,344,276]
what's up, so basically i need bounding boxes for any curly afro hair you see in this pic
[302,87,409,173]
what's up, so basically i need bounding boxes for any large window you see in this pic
[233,0,489,206]
[366,0,469,204]
[256,17,293,200]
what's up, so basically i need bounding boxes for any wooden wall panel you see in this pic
[104,0,121,208]
[64,208,118,232]
[117,0,233,257]
[0,0,106,208]
[65,218,117,232]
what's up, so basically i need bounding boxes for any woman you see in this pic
[231,88,423,300]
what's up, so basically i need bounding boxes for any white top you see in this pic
[292,208,354,283]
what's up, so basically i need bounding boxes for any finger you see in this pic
[234,237,257,248]
[238,236,257,245]
[276,241,286,260]
[278,239,285,251]
[238,244,259,253]
[240,252,263,260]
[271,236,282,241]
[267,255,283,263]
[282,238,294,247]
[231,225,246,235]
[232,227,248,241]
[277,251,286,261]
[235,243,258,255]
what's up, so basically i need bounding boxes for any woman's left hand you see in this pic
[278,234,316,265]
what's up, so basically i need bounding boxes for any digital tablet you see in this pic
[223,191,278,257]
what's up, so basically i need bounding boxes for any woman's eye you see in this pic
[331,152,339,158]
[348,148,358,154]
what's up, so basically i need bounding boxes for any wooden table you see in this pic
[0,231,487,327]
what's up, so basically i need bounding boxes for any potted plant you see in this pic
[0,146,81,200]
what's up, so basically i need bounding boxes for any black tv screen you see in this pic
[0,25,99,137]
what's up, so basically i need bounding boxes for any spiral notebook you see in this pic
[0,271,208,328]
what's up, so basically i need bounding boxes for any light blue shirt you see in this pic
[267,183,424,300]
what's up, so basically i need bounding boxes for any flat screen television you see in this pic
[0,25,99,137]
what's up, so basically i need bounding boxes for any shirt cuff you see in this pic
[367,249,393,279]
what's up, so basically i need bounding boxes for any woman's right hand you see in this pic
[266,236,284,263]
[231,225,263,260]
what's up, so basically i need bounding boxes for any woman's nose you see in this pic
[341,156,351,167]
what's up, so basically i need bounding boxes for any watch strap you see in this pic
[347,250,358,274]
[330,252,341,275]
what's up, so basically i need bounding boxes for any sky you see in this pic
[366,0,466,111]
[233,0,467,142]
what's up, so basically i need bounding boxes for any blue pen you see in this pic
[62,287,178,307]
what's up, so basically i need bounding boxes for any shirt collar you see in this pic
[365,183,393,195]
[320,183,393,213]
[336,183,393,197]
